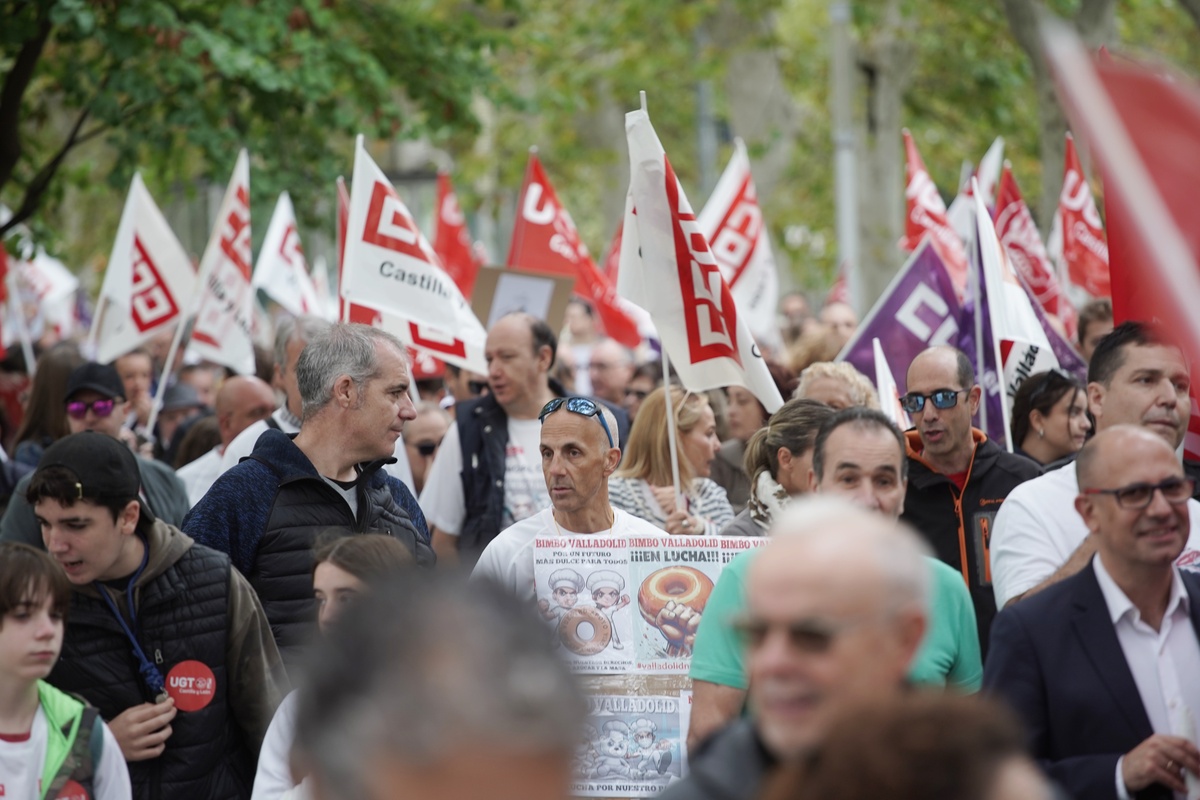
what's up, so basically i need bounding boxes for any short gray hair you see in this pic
[295,324,407,420]
[293,574,584,798]
[768,496,932,615]
[273,315,334,373]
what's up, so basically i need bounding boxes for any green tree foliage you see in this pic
[0,0,503,251]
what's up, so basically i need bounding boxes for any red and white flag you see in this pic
[432,172,483,300]
[90,173,194,363]
[873,337,911,430]
[621,107,783,412]
[827,260,851,305]
[508,152,641,348]
[601,221,623,283]
[697,139,782,352]
[340,136,487,374]
[900,129,969,296]
[1043,26,1200,461]
[188,150,256,374]
[252,192,321,319]
[1047,133,1111,300]
[946,136,1005,244]
[993,163,1076,337]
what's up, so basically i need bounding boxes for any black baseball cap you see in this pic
[35,432,154,521]
[65,363,126,403]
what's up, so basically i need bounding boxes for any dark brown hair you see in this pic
[10,342,85,455]
[312,533,414,585]
[0,542,71,628]
[760,692,1028,800]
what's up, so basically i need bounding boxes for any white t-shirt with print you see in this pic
[420,419,550,536]
[471,507,663,603]
[0,706,131,800]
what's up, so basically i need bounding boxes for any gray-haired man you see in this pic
[184,323,434,674]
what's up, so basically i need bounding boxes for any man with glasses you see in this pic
[661,497,930,800]
[984,426,1200,800]
[992,321,1200,610]
[472,397,660,599]
[900,346,1041,652]
[0,362,190,546]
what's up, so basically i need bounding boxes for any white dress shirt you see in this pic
[1094,556,1200,800]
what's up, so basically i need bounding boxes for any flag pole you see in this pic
[145,314,189,437]
[970,226,988,438]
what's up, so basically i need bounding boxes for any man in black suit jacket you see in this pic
[985,426,1200,800]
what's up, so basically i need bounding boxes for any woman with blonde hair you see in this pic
[608,386,733,536]
[793,361,879,411]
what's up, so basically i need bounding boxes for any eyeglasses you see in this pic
[899,388,968,414]
[66,399,117,420]
[732,614,877,654]
[414,439,442,457]
[1082,476,1195,509]
[539,397,614,448]
[467,380,488,396]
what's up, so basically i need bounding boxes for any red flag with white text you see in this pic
[507,152,641,347]
[901,130,969,297]
[432,172,483,299]
[1058,133,1111,298]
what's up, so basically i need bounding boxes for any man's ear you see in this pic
[967,385,982,415]
[1087,381,1105,424]
[604,447,622,475]
[119,499,140,535]
[537,344,554,373]
[333,374,357,408]
[807,467,819,493]
[1074,494,1100,534]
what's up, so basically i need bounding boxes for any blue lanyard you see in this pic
[94,538,166,698]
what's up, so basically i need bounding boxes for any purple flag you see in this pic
[838,239,962,413]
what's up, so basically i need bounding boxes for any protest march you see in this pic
[6,10,1200,800]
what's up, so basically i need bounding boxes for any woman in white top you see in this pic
[252,534,413,800]
[608,386,734,535]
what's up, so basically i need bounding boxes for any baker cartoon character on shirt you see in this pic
[587,570,629,650]
[538,568,584,628]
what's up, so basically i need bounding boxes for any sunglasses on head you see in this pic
[539,397,614,448]
[66,399,117,420]
[414,439,442,457]
[1028,368,1078,405]
[899,388,968,414]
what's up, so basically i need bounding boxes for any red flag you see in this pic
[900,130,969,296]
[1045,29,1200,458]
[336,176,380,326]
[993,164,1076,337]
[433,172,482,299]
[601,220,623,284]
[507,152,640,347]
[1058,134,1111,298]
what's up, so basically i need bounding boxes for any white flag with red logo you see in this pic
[432,172,483,300]
[187,150,256,374]
[697,139,783,353]
[873,337,911,430]
[340,136,487,374]
[622,107,783,413]
[252,192,321,319]
[945,136,1005,245]
[993,163,1077,337]
[507,152,641,348]
[91,173,195,363]
[1048,133,1111,299]
[900,130,969,296]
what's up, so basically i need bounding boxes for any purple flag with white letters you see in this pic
[838,239,962,419]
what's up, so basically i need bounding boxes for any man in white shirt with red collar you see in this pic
[472,397,661,603]
[985,425,1200,800]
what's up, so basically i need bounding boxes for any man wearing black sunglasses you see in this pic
[900,347,1041,654]
[985,426,1200,800]
[0,362,191,547]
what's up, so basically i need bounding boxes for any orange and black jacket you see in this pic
[901,428,1041,655]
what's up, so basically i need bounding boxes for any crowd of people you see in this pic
[3,287,1198,800]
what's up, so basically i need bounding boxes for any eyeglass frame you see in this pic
[1081,476,1196,509]
[538,396,615,448]
[65,398,119,420]
[899,387,970,415]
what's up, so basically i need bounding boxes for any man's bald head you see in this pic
[215,375,277,447]
[1075,424,1177,491]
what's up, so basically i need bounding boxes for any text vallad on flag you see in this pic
[697,139,783,353]
[432,172,484,300]
[901,129,969,297]
[622,106,783,413]
[340,136,487,374]
[187,149,256,375]
[91,173,195,364]
[253,192,321,319]
[507,151,641,348]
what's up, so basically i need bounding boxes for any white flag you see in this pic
[946,136,1005,245]
[92,173,195,363]
[340,136,487,374]
[872,338,912,430]
[188,150,256,374]
[252,192,320,318]
[623,108,783,412]
[698,139,782,353]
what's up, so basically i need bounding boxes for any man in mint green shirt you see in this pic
[688,407,981,749]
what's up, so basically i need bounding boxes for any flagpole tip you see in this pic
[639,91,647,112]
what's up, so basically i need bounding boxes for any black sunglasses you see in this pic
[413,439,442,457]
[539,397,614,448]
[899,388,968,414]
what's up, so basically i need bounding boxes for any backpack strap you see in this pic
[44,706,99,800]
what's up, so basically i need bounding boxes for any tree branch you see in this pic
[0,14,53,191]
[0,98,94,238]
[1176,0,1200,29]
